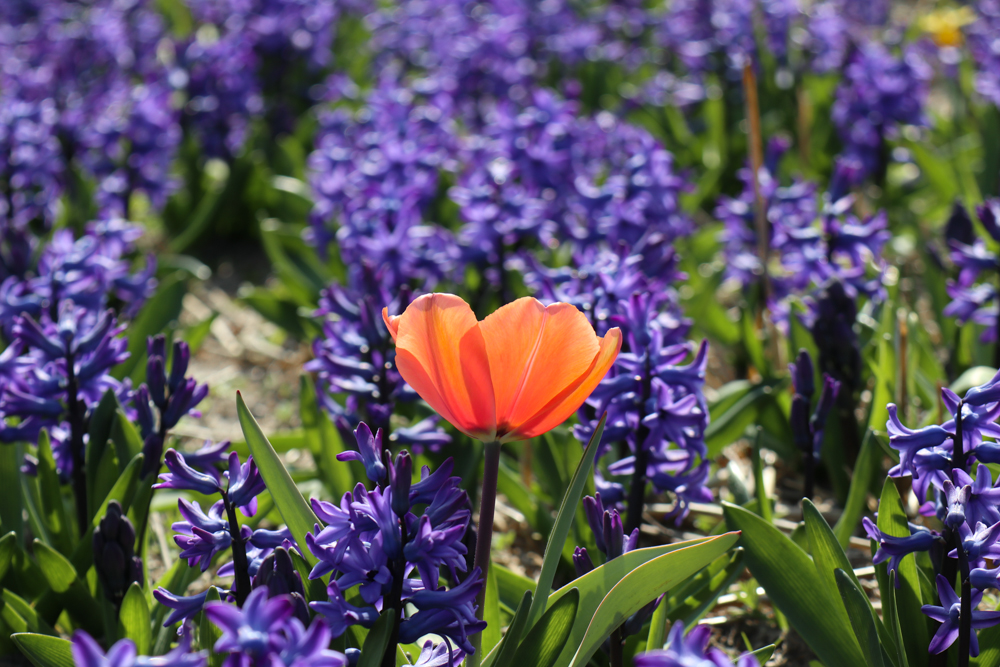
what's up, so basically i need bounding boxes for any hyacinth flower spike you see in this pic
[383,293,621,657]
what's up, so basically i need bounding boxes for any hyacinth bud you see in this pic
[147,335,167,364]
[978,200,1000,243]
[790,349,815,399]
[254,547,310,625]
[147,355,166,408]
[603,510,625,560]
[790,394,812,453]
[390,451,412,518]
[92,501,143,608]
[142,433,164,478]
[945,200,975,247]
[573,546,594,578]
[812,279,861,399]
[133,384,155,439]
[168,340,191,393]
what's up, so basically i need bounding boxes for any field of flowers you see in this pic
[3,0,1000,666]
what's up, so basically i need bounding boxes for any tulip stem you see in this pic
[470,440,501,667]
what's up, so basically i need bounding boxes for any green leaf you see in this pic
[665,548,746,628]
[885,571,909,667]
[751,428,772,523]
[645,588,670,652]
[237,392,320,566]
[199,587,223,666]
[119,583,151,655]
[2,590,56,635]
[705,379,786,457]
[33,541,78,593]
[525,413,606,629]
[488,590,533,667]
[803,499,861,594]
[512,589,579,667]
[356,611,394,667]
[833,430,878,548]
[972,623,1000,666]
[111,411,145,473]
[483,558,502,656]
[494,563,536,613]
[35,431,72,554]
[723,502,866,667]
[299,375,355,498]
[567,533,741,667]
[834,569,884,667]
[114,272,187,380]
[0,442,24,542]
[86,390,119,515]
[11,633,74,667]
[0,530,17,581]
[747,645,776,663]
[291,549,326,603]
[875,479,927,667]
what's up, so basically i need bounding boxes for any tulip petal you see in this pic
[391,294,496,440]
[501,327,622,442]
[382,308,401,341]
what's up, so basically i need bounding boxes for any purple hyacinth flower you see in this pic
[863,518,940,582]
[271,617,348,667]
[942,479,971,528]
[310,581,379,639]
[225,452,266,517]
[153,587,214,627]
[155,449,224,496]
[337,421,387,483]
[635,621,760,667]
[965,369,1000,407]
[953,521,1000,563]
[922,574,1000,655]
[400,568,486,655]
[886,405,952,478]
[205,587,293,658]
[412,640,464,667]
[71,630,206,667]
[182,440,232,470]
[972,565,1000,591]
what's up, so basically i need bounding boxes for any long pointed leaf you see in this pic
[525,413,605,629]
[835,569,884,667]
[567,532,740,667]
[237,392,320,566]
[119,583,151,655]
[12,633,74,667]
[511,589,579,667]
[723,502,866,667]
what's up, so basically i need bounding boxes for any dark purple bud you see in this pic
[134,385,155,439]
[141,434,164,478]
[147,335,167,364]
[604,510,625,560]
[391,451,412,518]
[93,501,142,607]
[254,547,310,626]
[168,340,191,393]
[573,546,594,578]
[147,356,166,408]
[790,395,812,453]
[945,200,975,247]
[583,494,606,552]
[337,422,386,483]
[790,349,815,399]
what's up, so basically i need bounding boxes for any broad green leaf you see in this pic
[723,503,866,667]
[237,392,320,566]
[511,588,579,667]
[803,499,861,593]
[525,413,606,629]
[86,390,119,516]
[833,430,877,548]
[111,411,145,472]
[488,590,533,667]
[665,548,745,628]
[33,541,77,593]
[751,429,771,523]
[120,583,151,655]
[0,442,23,542]
[494,563,535,613]
[199,587,223,666]
[2,590,56,635]
[356,611,393,667]
[886,572,909,667]
[0,531,17,581]
[36,431,72,555]
[972,624,1000,666]
[483,558,502,656]
[875,479,927,667]
[114,272,187,380]
[567,533,741,667]
[835,569,884,667]
[89,445,121,522]
[11,633,74,667]
[290,549,326,603]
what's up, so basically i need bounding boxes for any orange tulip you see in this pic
[383,293,621,443]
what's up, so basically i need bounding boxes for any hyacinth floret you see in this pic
[306,421,483,657]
